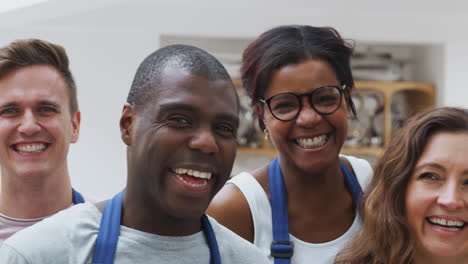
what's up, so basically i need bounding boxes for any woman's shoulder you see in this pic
[207,216,270,263]
[207,166,269,242]
[339,154,373,189]
[207,175,254,242]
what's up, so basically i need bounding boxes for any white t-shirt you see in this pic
[0,202,270,264]
[227,155,373,264]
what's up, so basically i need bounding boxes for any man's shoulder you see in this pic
[42,202,100,227]
[208,216,270,263]
[1,202,101,261]
[6,202,100,243]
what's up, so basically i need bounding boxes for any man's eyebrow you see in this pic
[158,103,239,125]
[0,101,62,109]
[158,103,197,113]
[216,113,239,126]
[0,102,19,108]
[37,100,61,108]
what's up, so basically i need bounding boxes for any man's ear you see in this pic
[70,111,81,143]
[120,104,136,146]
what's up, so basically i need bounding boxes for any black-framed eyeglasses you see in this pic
[260,85,346,121]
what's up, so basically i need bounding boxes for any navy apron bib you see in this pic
[268,157,363,264]
[92,190,222,264]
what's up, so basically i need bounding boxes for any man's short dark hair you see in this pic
[127,44,234,110]
[0,38,78,114]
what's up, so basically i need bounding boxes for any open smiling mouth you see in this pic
[295,134,329,149]
[172,168,212,188]
[427,217,467,232]
[12,143,49,153]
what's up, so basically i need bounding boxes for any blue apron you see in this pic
[268,157,363,264]
[72,188,85,204]
[92,190,222,264]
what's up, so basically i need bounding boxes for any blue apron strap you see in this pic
[202,214,222,264]
[339,161,363,208]
[72,188,85,204]
[268,157,294,264]
[91,191,221,264]
[268,158,363,263]
[92,190,124,264]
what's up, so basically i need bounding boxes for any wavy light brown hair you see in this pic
[335,107,468,264]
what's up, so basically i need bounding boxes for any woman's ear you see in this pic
[345,87,357,119]
[256,103,266,126]
[120,104,136,146]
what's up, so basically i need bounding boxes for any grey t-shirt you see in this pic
[0,203,269,264]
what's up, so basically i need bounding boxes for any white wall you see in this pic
[0,0,467,199]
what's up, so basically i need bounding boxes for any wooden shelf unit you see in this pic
[340,81,435,158]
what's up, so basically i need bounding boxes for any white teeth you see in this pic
[428,217,465,227]
[174,168,212,180]
[440,226,462,231]
[296,135,328,149]
[174,174,207,187]
[15,143,46,153]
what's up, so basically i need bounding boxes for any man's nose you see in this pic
[188,126,219,154]
[17,111,41,136]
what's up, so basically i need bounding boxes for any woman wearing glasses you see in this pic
[208,25,373,264]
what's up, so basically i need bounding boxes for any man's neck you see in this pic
[0,170,73,219]
[121,189,203,237]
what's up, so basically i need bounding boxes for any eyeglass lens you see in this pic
[268,86,341,121]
